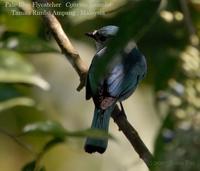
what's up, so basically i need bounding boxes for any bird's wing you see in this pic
[117,69,141,101]
[85,48,107,100]
[106,63,139,99]
[107,49,147,100]
[86,46,147,107]
[106,63,125,97]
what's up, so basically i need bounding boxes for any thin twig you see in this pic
[0,128,36,155]
[33,0,153,168]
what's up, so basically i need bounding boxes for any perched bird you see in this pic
[85,25,147,154]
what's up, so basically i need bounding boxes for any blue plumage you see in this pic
[85,26,147,154]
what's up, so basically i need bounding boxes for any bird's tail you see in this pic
[84,106,114,154]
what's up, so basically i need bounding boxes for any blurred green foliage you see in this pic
[0,0,200,171]
[1,32,58,53]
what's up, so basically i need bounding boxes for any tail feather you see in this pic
[84,106,114,153]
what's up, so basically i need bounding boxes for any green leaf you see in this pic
[0,84,22,101]
[42,137,65,152]
[21,160,45,171]
[66,128,114,140]
[0,84,36,111]
[22,121,113,140]
[0,49,50,90]
[0,97,35,112]
[22,120,67,138]
[0,84,37,112]
[1,32,59,53]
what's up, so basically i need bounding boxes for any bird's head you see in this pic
[85,25,119,50]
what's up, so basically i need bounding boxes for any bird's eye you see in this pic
[95,32,106,42]
[99,35,106,42]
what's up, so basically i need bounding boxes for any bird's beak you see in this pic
[85,31,96,39]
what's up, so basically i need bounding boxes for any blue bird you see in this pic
[85,25,147,154]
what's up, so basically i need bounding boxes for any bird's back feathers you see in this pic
[86,47,147,107]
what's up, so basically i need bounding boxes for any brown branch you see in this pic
[112,105,153,168]
[34,1,153,168]
[42,13,88,91]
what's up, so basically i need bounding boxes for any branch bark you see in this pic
[36,4,154,168]
[112,105,153,168]
[43,13,88,91]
